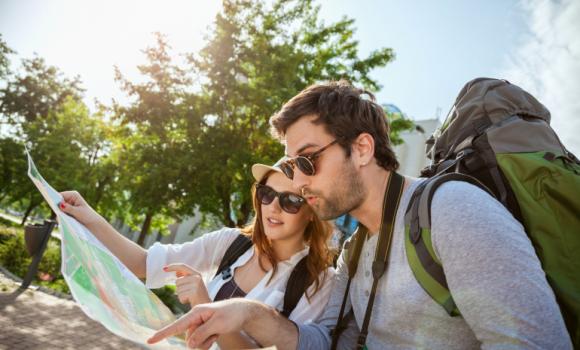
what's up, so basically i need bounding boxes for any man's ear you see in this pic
[351,133,375,167]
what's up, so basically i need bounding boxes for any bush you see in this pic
[0,223,68,294]
[0,230,31,277]
[0,223,184,312]
[152,284,190,316]
[0,216,19,228]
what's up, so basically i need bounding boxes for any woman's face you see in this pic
[260,172,313,243]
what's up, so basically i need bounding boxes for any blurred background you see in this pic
[0,0,578,259]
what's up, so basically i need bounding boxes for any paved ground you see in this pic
[0,270,143,350]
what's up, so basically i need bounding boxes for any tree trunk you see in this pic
[137,212,153,247]
[21,201,38,226]
[236,200,252,227]
[223,211,235,228]
[93,175,111,207]
[220,190,235,228]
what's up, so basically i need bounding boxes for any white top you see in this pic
[146,227,336,324]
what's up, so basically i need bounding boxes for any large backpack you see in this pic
[405,78,580,346]
[215,234,310,318]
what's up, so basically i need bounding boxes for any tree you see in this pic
[180,0,399,227]
[0,52,110,223]
[0,137,26,204]
[14,97,115,224]
[0,34,14,81]
[0,55,83,125]
[114,33,198,245]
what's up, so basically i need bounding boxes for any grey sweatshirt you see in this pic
[298,178,571,349]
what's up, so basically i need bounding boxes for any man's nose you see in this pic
[292,168,310,193]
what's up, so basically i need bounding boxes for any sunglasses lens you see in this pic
[280,162,294,180]
[257,185,276,205]
[295,157,315,176]
[280,193,305,214]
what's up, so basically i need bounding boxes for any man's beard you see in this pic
[308,160,366,220]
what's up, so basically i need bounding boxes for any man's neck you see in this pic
[350,168,392,235]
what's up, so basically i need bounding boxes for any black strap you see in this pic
[215,234,311,318]
[331,172,405,350]
[357,172,404,348]
[281,256,309,318]
[215,234,253,280]
[331,227,367,349]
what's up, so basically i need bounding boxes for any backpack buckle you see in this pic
[221,267,232,280]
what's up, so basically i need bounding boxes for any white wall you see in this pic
[394,118,440,177]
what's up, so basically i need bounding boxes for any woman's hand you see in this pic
[59,191,104,227]
[164,264,211,308]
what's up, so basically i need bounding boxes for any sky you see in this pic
[1,0,578,154]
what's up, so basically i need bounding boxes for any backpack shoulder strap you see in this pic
[404,173,493,316]
[330,225,367,349]
[215,234,253,279]
[344,226,368,278]
[215,235,315,318]
[280,256,309,318]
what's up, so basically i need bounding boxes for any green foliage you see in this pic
[113,33,194,244]
[0,224,68,294]
[179,0,397,227]
[1,0,407,240]
[0,138,27,202]
[38,278,69,294]
[0,55,83,124]
[0,216,18,228]
[0,229,31,277]
[0,34,15,79]
[151,284,190,315]
[384,109,416,146]
[37,239,62,280]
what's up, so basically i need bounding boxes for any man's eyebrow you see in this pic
[288,143,319,156]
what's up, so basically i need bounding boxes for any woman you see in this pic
[59,161,335,349]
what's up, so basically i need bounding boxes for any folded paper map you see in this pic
[27,151,185,349]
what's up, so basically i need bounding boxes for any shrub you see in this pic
[0,231,31,277]
[0,223,68,293]
[0,223,184,312]
[152,285,190,316]
[0,216,18,228]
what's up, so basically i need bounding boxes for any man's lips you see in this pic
[306,196,317,205]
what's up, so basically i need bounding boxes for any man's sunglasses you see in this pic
[279,140,338,180]
[255,184,306,214]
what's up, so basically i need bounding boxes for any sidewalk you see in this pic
[0,270,143,350]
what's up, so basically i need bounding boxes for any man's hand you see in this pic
[164,263,210,307]
[148,299,251,349]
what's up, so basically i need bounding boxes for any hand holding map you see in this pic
[26,151,185,349]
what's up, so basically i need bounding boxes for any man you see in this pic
[148,81,571,349]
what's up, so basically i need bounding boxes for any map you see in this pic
[27,151,185,349]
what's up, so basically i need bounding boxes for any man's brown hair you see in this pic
[270,80,399,171]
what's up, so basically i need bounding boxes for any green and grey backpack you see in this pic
[408,77,580,346]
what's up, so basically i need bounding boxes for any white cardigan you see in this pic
[146,227,335,324]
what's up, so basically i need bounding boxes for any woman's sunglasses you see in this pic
[279,140,337,180]
[255,184,306,214]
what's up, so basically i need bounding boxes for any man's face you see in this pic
[284,114,366,220]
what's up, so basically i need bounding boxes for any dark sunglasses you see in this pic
[255,183,306,214]
[279,140,338,180]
